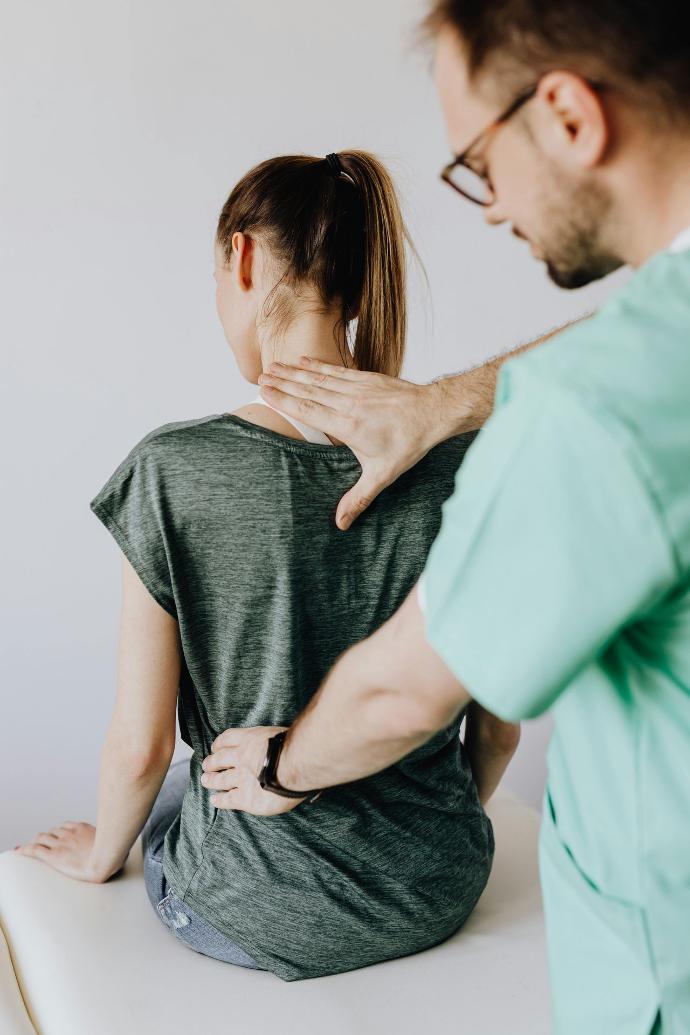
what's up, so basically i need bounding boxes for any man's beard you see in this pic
[538,176,623,289]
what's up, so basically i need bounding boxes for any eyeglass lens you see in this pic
[445,163,493,204]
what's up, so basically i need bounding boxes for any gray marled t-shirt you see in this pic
[89,411,494,981]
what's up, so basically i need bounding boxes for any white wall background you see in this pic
[1,0,629,846]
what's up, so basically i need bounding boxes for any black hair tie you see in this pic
[325,152,343,178]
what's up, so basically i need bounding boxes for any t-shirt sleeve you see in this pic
[89,438,177,618]
[418,363,676,722]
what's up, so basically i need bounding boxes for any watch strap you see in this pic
[258,731,322,803]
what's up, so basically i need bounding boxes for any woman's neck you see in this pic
[258,308,355,372]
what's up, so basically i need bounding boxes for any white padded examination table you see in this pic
[0,789,550,1034]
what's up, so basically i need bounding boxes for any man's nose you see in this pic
[483,198,506,226]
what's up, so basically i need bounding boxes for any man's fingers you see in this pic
[260,377,349,414]
[335,470,391,531]
[262,367,353,394]
[268,357,378,385]
[259,385,350,439]
[203,747,237,771]
[210,729,240,752]
[201,769,237,791]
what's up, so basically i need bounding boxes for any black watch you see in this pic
[258,731,322,803]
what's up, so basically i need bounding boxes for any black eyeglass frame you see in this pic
[441,77,609,206]
[440,82,540,206]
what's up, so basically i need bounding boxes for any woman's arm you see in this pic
[17,555,181,881]
[463,703,521,806]
[88,555,181,880]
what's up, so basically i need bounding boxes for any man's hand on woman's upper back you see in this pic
[255,325,587,530]
[257,357,450,530]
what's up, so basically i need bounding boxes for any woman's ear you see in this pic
[231,231,255,293]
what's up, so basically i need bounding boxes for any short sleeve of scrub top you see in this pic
[90,440,177,618]
[417,361,675,722]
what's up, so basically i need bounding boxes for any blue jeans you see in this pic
[141,757,265,970]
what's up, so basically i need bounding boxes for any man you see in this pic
[202,3,690,1031]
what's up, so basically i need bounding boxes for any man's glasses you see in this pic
[440,83,540,206]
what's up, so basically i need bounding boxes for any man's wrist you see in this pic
[415,381,449,452]
[426,377,476,441]
[272,734,324,802]
[274,734,303,794]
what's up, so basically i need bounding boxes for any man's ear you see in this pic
[231,231,255,293]
[536,71,610,170]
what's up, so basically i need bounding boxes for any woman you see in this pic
[14,150,519,981]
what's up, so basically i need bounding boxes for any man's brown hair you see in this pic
[421,0,690,124]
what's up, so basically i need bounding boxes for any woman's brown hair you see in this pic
[216,150,416,378]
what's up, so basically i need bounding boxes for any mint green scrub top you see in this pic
[418,235,690,1035]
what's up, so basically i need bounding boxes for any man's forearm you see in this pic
[463,704,521,806]
[429,316,590,439]
[276,648,440,793]
[276,599,464,793]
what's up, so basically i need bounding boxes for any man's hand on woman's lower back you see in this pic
[201,726,307,816]
[257,357,448,531]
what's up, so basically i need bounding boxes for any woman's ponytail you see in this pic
[337,151,408,378]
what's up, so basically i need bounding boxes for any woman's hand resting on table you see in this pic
[14,822,126,883]
[201,725,307,816]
